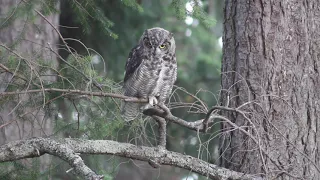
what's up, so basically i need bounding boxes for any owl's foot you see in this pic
[141,96,158,110]
[148,96,158,106]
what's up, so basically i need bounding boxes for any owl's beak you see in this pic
[153,47,161,56]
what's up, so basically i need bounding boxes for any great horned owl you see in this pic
[122,27,177,121]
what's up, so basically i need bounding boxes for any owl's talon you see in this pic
[141,104,151,110]
[148,96,158,106]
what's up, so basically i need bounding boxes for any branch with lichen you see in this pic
[0,137,263,180]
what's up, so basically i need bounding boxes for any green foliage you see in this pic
[67,0,118,38]
[171,0,216,27]
[170,0,187,19]
[121,0,144,13]
[40,0,60,15]
[192,5,216,27]
[0,0,33,30]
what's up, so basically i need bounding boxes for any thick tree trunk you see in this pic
[0,0,59,173]
[220,0,320,179]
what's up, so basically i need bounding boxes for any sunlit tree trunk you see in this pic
[220,0,320,179]
[0,0,59,173]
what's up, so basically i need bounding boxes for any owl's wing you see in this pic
[124,45,143,82]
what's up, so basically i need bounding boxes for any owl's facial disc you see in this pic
[141,28,175,58]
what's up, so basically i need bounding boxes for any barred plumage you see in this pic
[122,27,177,121]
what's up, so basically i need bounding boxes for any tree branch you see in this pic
[0,88,239,132]
[0,138,103,180]
[0,137,263,180]
[144,106,206,131]
[0,88,148,103]
[152,115,167,147]
[0,88,253,133]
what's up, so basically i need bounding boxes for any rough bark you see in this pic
[221,0,320,179]
[0,0,59,172]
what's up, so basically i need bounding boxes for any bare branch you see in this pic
[0,138,103,180]
[144,106,205,131]
[0,88,260,138]
[202,105,246,132]
[152,115,166,147]
[0,137,263,180]
[0,88,148,103]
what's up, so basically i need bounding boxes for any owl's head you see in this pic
[139,27,176,58]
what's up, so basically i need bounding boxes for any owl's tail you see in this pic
[121,102,141,121]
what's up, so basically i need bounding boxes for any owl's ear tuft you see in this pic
[168,32,174,39]
[144,29,149,37]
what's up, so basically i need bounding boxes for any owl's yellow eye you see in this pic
[159,44,166,49]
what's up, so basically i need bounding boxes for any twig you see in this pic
[143,106,204,131]
[22,0,102,91]
[0,119,17,129]
[0,63,31,84]
[202,107,219,132]
[0,88,148,103]
[72,101,80,130]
